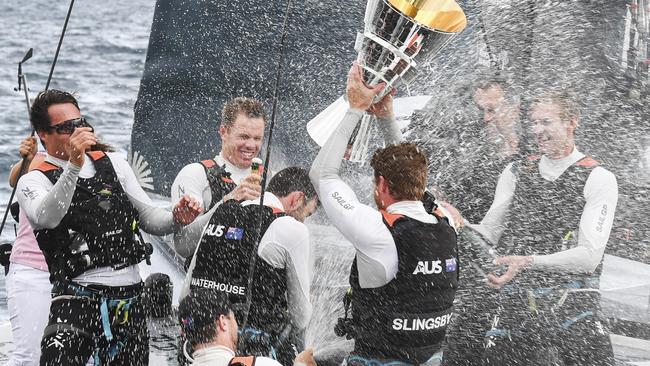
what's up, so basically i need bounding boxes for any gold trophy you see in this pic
[307,0,467,162]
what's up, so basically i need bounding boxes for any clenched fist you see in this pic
[67,127,97,167]
[19,136,38,161]
[224,174,262,202]
[346,61,386,111]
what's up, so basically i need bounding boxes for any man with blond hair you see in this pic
[172,97,267,260]
[464,91,618,365]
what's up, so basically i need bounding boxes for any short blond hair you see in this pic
[532,90,580,122]
[221,97,267,129]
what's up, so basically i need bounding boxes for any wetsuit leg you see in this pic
[481,292,546,366]
[177,334,191,366]
[442,288,495,366]
[105,299,149,366]
[557,292,614,366]
[39,297,98,366]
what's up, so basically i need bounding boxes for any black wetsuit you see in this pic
[440,145,519,366]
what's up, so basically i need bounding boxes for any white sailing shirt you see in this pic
[309,108,439,289]
[17,152,180,286]
[472,147,618,273]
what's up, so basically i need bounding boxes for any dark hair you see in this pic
[30,89,113,152]
[30,90,80,132]
[267,167,318,203]
[370,142,428,201]
[178,289,232,348]
[221,97,267,129]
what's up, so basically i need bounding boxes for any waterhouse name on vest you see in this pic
[191,277,246,295]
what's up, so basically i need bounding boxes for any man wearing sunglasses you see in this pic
[16,89,203,365]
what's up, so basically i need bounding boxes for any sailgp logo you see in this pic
[413,260,443,275]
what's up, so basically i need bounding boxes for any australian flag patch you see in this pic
[225,227,244,240]
[445,258,457,273]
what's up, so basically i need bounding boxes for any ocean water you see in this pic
[0,0,156,321]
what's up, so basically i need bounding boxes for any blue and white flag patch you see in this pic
[445,258,457,273]
[225,227,244,240]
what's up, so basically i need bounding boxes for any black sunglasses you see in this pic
[47,117,92,134]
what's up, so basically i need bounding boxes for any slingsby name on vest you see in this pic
[392,313,453,331]
[191,277,246,295]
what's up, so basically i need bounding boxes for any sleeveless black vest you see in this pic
[33,152,150,283]
[181,159,239,270]
[190,200,288,333]
[349,211,458,363]
[499,155,601,287]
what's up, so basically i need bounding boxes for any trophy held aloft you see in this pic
[307,0,467,162]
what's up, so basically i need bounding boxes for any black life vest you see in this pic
[190,200,288,333]
[199,159,238,210]
[181,159,239,271]
[498,155,601,287]
[349,211,458,363]
[33,152,150,283]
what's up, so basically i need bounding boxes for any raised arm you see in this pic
[370,89,404,145]
[309,63,399,288]
[9,136,42,188]
[16,128,96,229]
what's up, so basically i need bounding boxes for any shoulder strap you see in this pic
[199,159,216,169]
[380,210,404,228]
[34,161,60,173]
[510,154,539,176]
[87,151,106,161]
[527,154,541,162]
[199,159,235,184]
[34,161,62,184]
[229,356,256,366]
[575,156,599,168]
[198,159,237,208]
